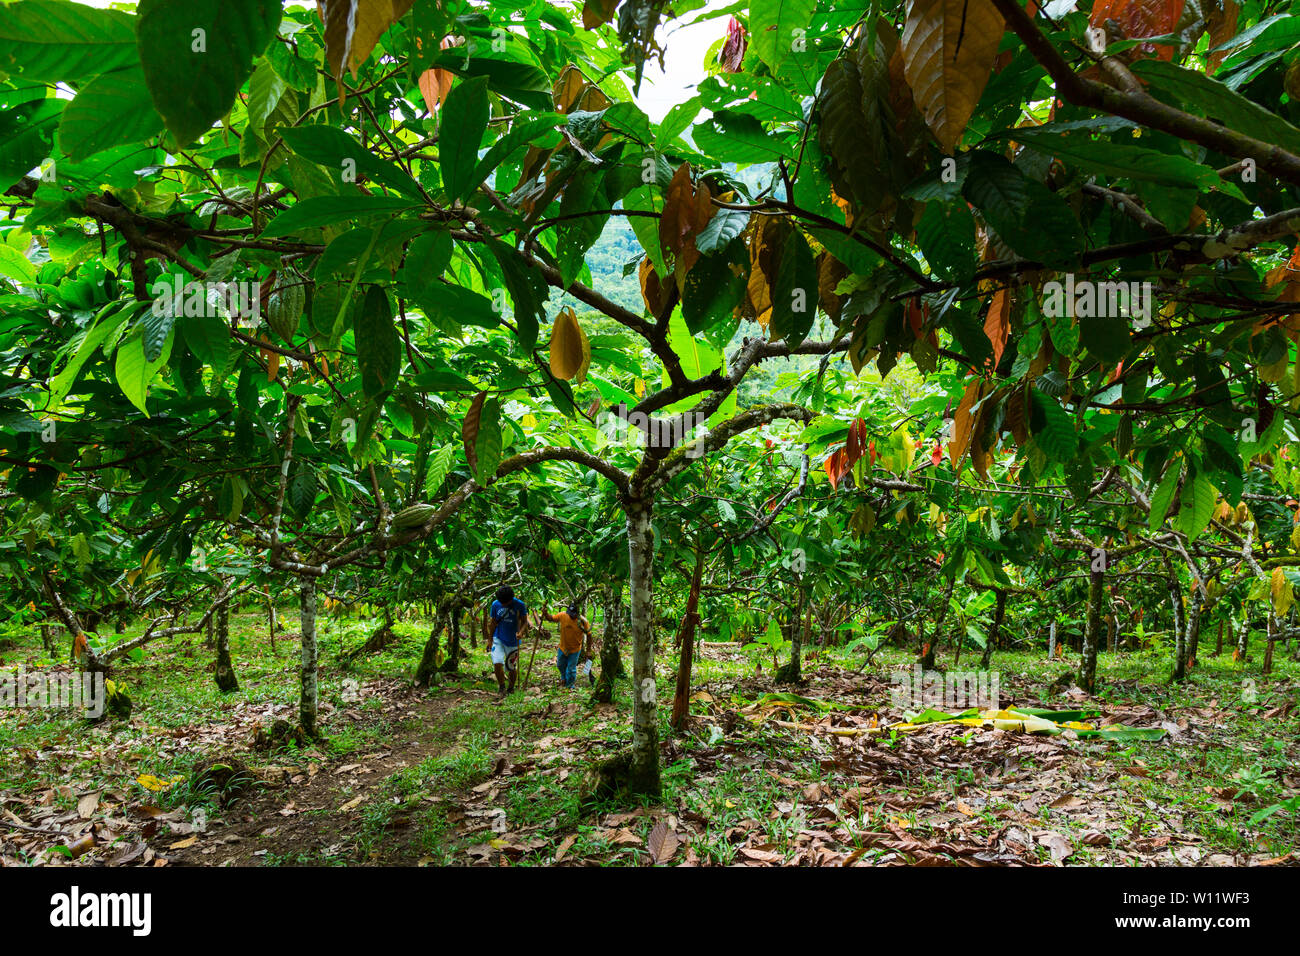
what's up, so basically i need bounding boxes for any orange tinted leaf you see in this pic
[983,289,1011,371]
[1090,0,1186,60]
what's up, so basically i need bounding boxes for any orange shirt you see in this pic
[548,612,590,654]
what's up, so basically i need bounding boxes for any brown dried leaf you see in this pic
[647,820,679,864]
[901,0,1005,153]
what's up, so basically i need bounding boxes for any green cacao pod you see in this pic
[266,275,306,343]
[392,503,436,529]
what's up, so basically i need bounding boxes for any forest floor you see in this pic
[2,609,1299,866]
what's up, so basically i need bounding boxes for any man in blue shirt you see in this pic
[486,585,529,697]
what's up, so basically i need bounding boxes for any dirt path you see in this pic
[170,684,476,866]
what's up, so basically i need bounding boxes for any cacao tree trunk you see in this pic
[776,586,806,683]
[414,613,442,687]
[625,498,660,798]
[262,588,279,655]
[670,546,706,732]
[441,604,461,673]
[593,583,625,703]
[980,590,1006,670]
[1177,589,1200,680]
[299,576,319,737]
[214,599,238,692]
[1080,565,1104,693]
[1236,612,1250,660]
[1186,591,1203,667]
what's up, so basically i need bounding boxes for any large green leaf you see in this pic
[136,0,282,147]
[0,0,139,81]
[114,327,173,416]
[355,285,399,399]
[0,97,62,190]
[961,150,1082,264]
[1148,462,1182,528]
[1008,126,1220,190]
[473,397,503,484]
[694,110,794,164]
[440,75,490,205]
[1028,388,1077,462]
[261,195,419,238]
[750,0,817,73]
[1175,471,1216,541]
[58,67,164,160]
[281,125,425,200]
[770,226,817,347]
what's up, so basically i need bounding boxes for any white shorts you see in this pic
[491,640,520,670]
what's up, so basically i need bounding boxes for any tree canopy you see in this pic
[4,0,1300,799]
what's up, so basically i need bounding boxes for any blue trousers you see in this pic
[556,649,580,687]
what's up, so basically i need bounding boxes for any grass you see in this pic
[2,605,1298,865]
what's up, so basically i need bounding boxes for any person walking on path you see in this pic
[487,585,529,697]
[545,602,591,689]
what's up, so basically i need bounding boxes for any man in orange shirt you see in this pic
[544,602,591,689]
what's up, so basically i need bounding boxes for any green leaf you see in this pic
[0,98,63,191]
[178,311,232,381]
[114,327,172,416]
[485,237,547,350]
[261,195,419,238]
[1175,470,1216,541]
[280,125,425,200]
[694,110,794,164]
[695,208,749,254]
[57,67,164,160]
[658,96,701,142]
[961,150,1082,264]
[136,0,282,148]
[140,300,176,363]
[354,286,399,399]
[556,165,607,286]
[413,282,499,330]
[915,200,975,283]
[1148,462,1182,528]
[440,75,490,205]
[423,444,457,496]
[662,311,736,427]
[1009,126,1219,190]
[1028,388,1077,462]
[750,0,816,72]
[49,302,134,403]
[0,244,37,284]
[402,230,454,299]
[0,0,139,81]
[770,227,817,347]
[473,397,503,484]
[1130,59,1300,156]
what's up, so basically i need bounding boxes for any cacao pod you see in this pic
[267,275,306,344]
[392,503,436,529]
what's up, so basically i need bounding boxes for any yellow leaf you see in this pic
[136,774,173,792]
[1271,567,1294,617]
[168,835,198,850]
[548,307,589,382]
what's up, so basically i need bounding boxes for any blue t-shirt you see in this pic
[490,598,527,647]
